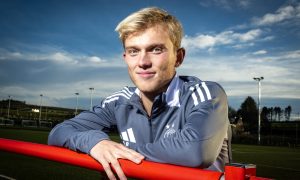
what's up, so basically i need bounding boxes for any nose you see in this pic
[138,51,152,69]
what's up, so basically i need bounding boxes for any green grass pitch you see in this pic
[0,127,299,180]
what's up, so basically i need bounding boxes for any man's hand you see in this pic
[90,140,144,180]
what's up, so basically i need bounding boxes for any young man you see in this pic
[48,7,231,180]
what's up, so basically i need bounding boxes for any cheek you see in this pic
[127,64,135,76]
[160,55,176,71]
[124,58,136,70]
[126,61,138,79]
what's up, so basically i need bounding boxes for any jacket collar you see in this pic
[165,74,182,107]
[134,74,182,107]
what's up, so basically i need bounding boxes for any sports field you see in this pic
[0,127,299,180]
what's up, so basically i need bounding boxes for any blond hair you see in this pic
[115,7,183,50]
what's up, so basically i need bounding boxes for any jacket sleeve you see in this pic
[136,83,229,168]
[48,102,116,154]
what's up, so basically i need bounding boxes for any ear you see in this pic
[175,48,185,67]
[122,52,126,61]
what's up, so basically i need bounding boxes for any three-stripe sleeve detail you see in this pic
[189,82,212,106]
[102,87,134,108]
[201,82,212,100]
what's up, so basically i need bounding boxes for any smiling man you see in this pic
[48,7,231,180]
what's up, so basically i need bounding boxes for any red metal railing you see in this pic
[0,138,270,180]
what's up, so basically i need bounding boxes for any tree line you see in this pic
[229,96,293,134]
[261,106,292,122]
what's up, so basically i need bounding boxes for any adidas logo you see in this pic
[120,128,136,146]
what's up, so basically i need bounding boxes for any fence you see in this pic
[0,138,270,180]
[0,119,14,126]
[21,120,53,128]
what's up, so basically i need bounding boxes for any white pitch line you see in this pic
[0,174,16,180]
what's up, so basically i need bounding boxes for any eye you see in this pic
[126,49,139,56]
[151,47,164,54]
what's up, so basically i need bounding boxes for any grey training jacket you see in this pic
[48,75,230,171]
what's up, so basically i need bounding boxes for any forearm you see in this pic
[48,122,110,154]
[137,125,227,168]
[48,110,113,154]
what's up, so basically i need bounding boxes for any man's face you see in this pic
[123,25,180,96]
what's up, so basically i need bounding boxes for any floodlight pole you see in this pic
[89,88,94,111]
[7,95,11,120]
[75,92,79,116]
[38,94,43,127]
[253,77,264,145]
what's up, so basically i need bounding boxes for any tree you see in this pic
[284,105,292,121]
[274,107,282,121]
[228,106,237,123]
[261,106,271,133]
[268,107,274,121]
[239,96,258,134]
[261,107,269,123]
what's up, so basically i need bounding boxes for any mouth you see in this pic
[137,71,156,79]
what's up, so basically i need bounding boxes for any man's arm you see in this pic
[48,104,144,180]
[137,83,229,169]
[48,110,112,153]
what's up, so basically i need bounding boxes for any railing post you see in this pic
[225,163,256,180]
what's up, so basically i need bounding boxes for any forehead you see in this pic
[124,25,172,48]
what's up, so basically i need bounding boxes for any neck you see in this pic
[138,75,175,116]
[140,92,155,117]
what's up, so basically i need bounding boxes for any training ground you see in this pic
[0,127,299,180]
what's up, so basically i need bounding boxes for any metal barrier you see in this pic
[0,119,14,126]
[0,138,270,180]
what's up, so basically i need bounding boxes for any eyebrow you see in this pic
[125,43,167,50]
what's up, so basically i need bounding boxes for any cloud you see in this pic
[252,3,300,26]
[0,73,132,109]
[254,49,300,64]
[87,56,105,64]
[237,29,262,41]
[182,29,263,51]
[253,50,267,55]
[0,47,110,67]
[178,48,300,99]
[182,35,216,49]
[199,0,251,10]
[281,49,300,59]
[50,52,77,64]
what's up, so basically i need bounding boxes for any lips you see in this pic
[137,71,155,78]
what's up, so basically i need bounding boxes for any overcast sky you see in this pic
[0,0,299,116]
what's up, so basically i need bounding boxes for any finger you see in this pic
[110,158,127,180]
[116,146,144,163]
[127,148,145,159]
[99,159,117,180]
[118,144,144,158]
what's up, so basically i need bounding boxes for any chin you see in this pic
[136,84,156,92]
[138,83,167,96]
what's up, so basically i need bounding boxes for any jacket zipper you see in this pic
[132,99,155,143]
[148,116,153,143]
